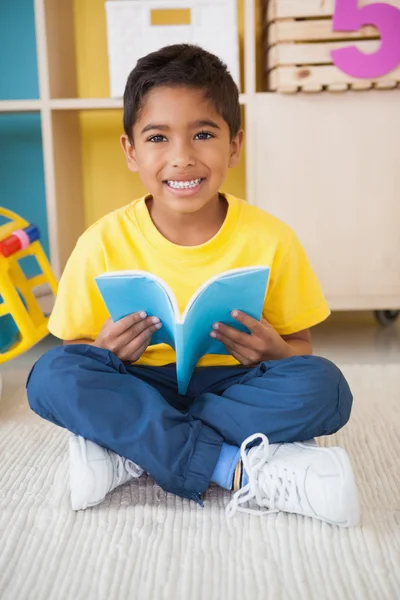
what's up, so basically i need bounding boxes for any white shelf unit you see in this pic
[0,100,43,112]
[1,96,248,112]
[1,0,399,312]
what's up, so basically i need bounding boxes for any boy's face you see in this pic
[121,86,243,216]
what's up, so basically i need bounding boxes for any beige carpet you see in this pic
[0,363,399,600]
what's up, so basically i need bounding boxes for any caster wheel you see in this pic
[374,310,400,327]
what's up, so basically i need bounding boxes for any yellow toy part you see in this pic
[0,207,58,363]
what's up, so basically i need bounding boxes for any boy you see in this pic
[27,44,359,526]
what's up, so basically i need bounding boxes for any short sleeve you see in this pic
[264,233,331,335]
[48,234,109,341]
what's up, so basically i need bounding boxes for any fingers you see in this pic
[221,335,260,365]
[210,317,264,366]
[230,310,265,335]
[119,323,158,361]
[117,315,161,350]
[211,322,256,352]
[216,336,259,366]
[100,313,162,358]
[112,310,150,335]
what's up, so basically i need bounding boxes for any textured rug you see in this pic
[0,363,399,600]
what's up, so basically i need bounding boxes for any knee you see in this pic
[301,356,353,432]
[26,344,90,414]
[336,367,353,429]
[26,343,124,416]
[264,355,353,434]
[26,345,66,415]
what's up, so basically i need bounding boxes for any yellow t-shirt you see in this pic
[49,193,330,367]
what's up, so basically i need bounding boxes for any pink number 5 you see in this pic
[331,0,400,78]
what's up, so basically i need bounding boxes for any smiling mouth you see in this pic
[164,178,205,190]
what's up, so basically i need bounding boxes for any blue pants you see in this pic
[26,344,353,503]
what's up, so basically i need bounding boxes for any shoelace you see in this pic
[125,459,142,478]
[226,433,303,517]
[114,456,142,486]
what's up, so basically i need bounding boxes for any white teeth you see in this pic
[166,178,202,189]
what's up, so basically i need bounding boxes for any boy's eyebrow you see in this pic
[141,123,169,135]
[140,119,221,135]
[191,119,221,130]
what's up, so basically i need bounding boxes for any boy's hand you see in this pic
[210,310,292,365]
[93,311,162,362]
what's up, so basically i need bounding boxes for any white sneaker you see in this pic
[69,435,144,511]
[226,433,360,527]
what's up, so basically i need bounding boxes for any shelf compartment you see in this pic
[0,113,48,278]
[50,110,85,270]
[43,0,79,99]
[0,0,40,101]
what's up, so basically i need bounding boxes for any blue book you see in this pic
[95,266,270,395]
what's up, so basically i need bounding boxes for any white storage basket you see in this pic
[105,0,241,97]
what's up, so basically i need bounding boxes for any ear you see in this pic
[120,134,139,172]
[228,129,244,169]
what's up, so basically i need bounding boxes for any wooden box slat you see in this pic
[268,40,380,69]
[267,0,400,21]
[269,64,400,92]
[268,20,379,45]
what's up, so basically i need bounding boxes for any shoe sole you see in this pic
[331,447,360,527]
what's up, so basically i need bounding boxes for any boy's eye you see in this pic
[195,131,213,140]
[147,131,213,143]
[148,135,167,143]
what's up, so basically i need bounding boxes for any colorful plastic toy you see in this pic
[0,207,58,364]
[0,224,40,258]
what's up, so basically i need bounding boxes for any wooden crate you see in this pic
[265,0,400,93]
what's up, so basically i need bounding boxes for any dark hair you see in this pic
[123,44,241,143]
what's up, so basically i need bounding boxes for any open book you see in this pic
[95,266,270,394]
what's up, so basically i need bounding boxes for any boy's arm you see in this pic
[48,229,110,343]
[281,328,312,356]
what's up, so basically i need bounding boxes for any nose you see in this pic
[170,139,196,169]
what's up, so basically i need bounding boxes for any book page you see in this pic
[95,271,178,348]
[175,267,270,392]
[181,266,269,323]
